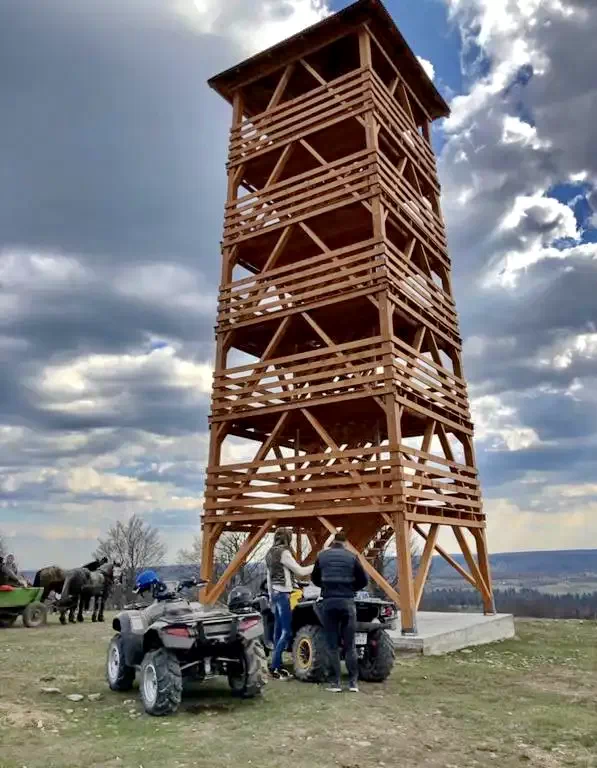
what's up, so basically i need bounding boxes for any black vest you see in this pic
[266,545,287,587]
[317,545,358,598]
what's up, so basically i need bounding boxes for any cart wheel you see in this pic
[22,602,47,628]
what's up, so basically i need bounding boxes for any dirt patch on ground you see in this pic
[0,701,61,730]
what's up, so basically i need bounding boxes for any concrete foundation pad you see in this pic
[387,611,515,655]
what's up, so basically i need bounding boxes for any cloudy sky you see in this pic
[0,0,596,568]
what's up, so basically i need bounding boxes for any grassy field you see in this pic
[1,615,596,768]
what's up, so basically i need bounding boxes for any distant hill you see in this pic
[429,549,597,579]
[21,549,597,588]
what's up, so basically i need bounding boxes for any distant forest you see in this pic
[421,587,597,620]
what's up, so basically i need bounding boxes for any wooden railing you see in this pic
[223,149,378,247]
[400,443,483,525]
[378,152,448,261]
[392,336,471,423]
[217,240,386,331]
[211,331,470,427]
[228,68,370,168]
[203,445,483,525]
[384,240,461,346]
[369,70,439,191]
[211,337,391,422]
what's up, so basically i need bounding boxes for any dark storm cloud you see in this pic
[0,0,232,272]
[0,0,234,443]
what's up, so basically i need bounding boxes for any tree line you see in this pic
[421,587,597,620]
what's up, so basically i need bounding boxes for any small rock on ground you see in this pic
[40,687,61,694]
[87,693,102,701]
[66,694,85,702]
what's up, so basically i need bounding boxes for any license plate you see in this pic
[355,632,368,646]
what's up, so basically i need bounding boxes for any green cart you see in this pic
[0,586,48,628]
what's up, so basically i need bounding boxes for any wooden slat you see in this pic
[228,70,370,167]
[224,151,376,244]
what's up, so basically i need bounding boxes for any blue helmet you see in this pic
[135,569,161,593]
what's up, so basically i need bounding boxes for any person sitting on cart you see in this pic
[265,528,314,679]
[0,556,24,587]
[4,554,28,587]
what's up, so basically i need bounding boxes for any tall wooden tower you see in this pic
[202,0,494,632]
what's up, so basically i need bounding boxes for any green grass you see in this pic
[1,616,596,768]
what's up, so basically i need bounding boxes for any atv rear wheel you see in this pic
[22,602,47,628]
[140,648,182,716]
[357,628,395,682]
[292,624,327,683]
[106,634,136,692]
[228,638,267,698]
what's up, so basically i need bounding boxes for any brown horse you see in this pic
[33,558,108,604]
[33,565,66,601]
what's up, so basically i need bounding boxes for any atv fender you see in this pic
[112,612,144,667]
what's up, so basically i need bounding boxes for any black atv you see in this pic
[106,579,267,716]
[254,582,397,683]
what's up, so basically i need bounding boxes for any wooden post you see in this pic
[395,513,416,634]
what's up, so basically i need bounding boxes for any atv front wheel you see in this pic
[22,602,47,628]
[228,638,267,698]
[357,628,395,682]
[292,624,327,683]
[140,648,182,716]
[106,634,136,692]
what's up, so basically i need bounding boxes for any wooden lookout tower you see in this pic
[202,0,494,632]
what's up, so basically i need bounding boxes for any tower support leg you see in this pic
[395,513,417,635]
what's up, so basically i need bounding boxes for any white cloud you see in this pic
[34,346,213,415]
[179,0,330,55]
[533,331,597,370]
[483,497,597,553]
[471,394,541,451]
[417,56,435,80]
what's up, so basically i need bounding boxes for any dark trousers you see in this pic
[320,597,358,686]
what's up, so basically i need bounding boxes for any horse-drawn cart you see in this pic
[0,585,48,628]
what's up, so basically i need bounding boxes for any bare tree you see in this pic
[215,532,267,593]
[176,534,202,565]
[95,514,167,598]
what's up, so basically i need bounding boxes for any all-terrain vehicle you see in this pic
[254,582,397,683]
[0,585,47,628]
[106,575,267,716]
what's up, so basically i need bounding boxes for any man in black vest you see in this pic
[311,531,368,692]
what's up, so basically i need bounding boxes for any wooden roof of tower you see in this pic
[208,0,450,120]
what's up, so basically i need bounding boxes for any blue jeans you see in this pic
[271,590,292,671]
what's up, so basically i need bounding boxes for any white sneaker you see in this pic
[348,685,359,693]
[325,684,342,693]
